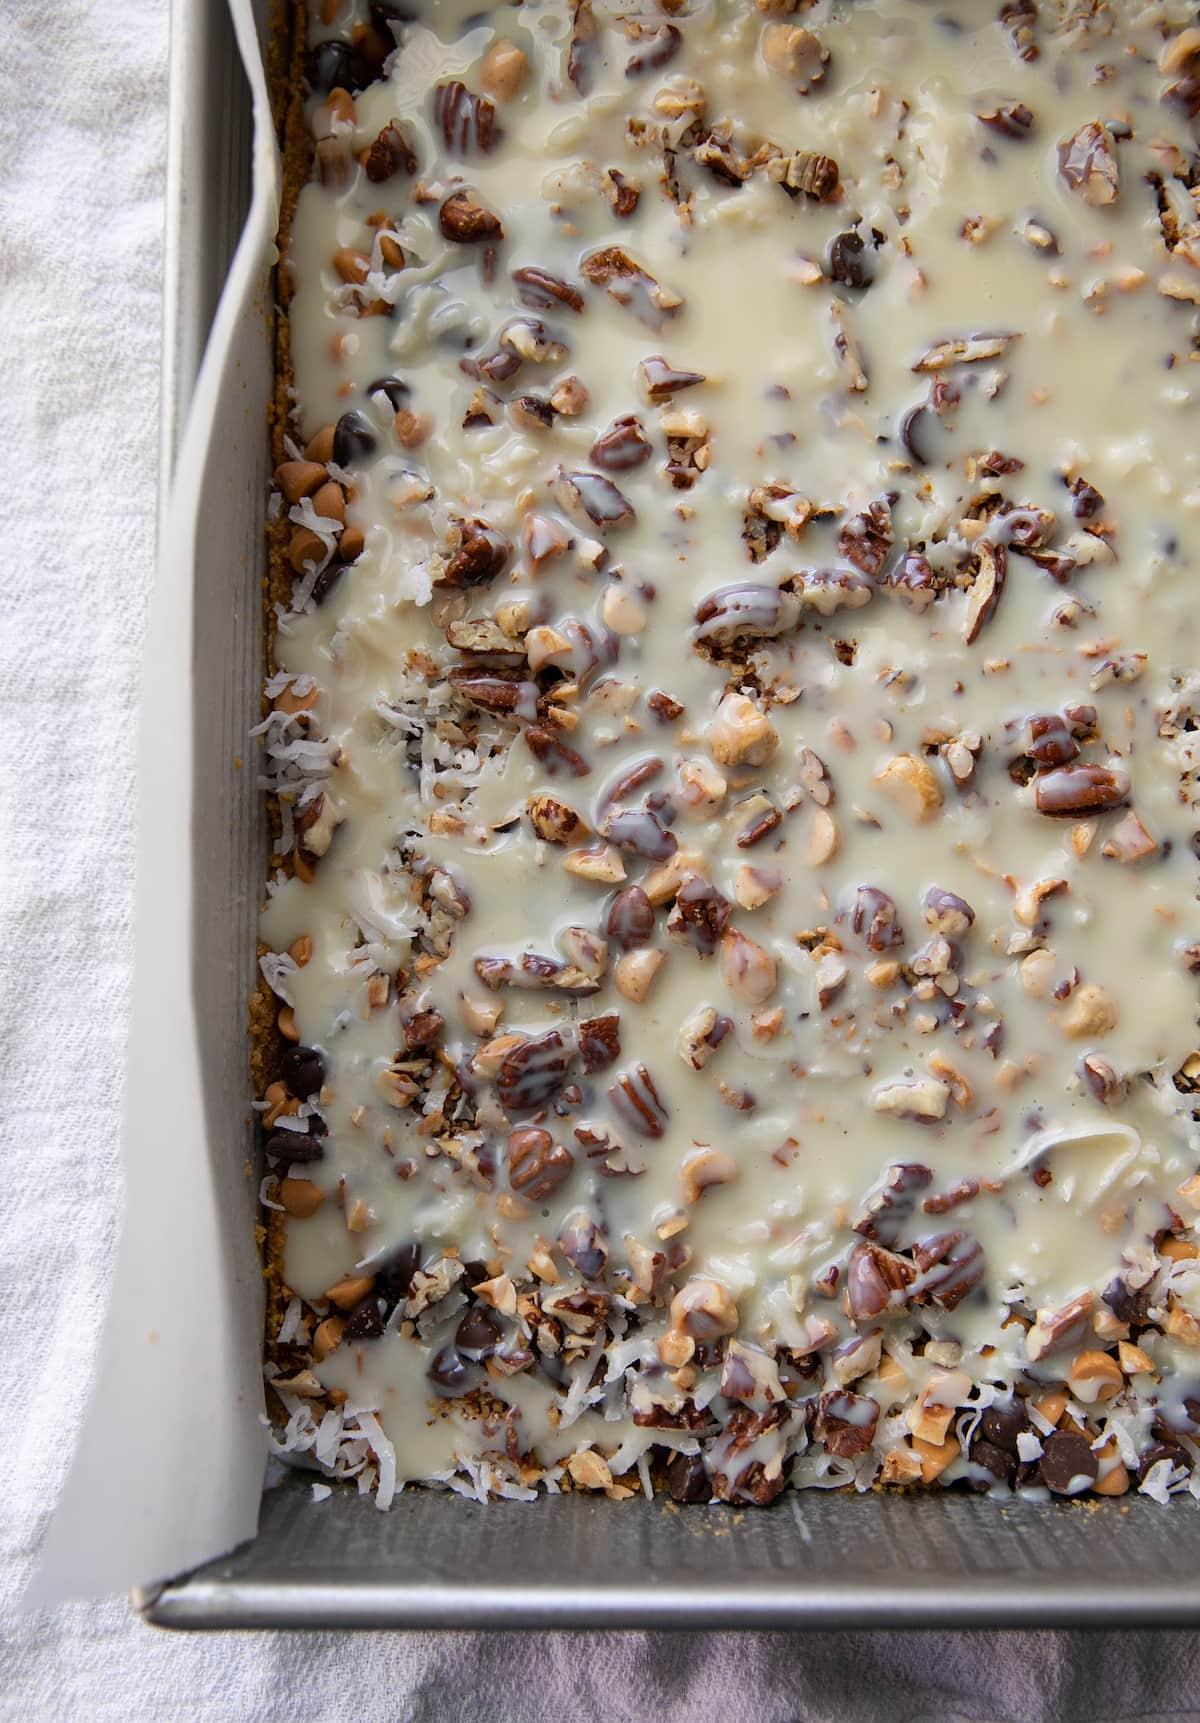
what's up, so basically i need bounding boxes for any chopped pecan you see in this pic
[512,267,585,314]
[911,1231,985,1311]
[854,1162,933,1244]
[977,102,1034,139]
[837,497,893,575]
[439,188,504,243]
[363,120,417,182]
[1034,762,1130,816]
[524,724,591,778]
[625,22,681,76]
[666,878,732,955]
[846,1241,915,1320]
[771,149,839,201]
[850,885,903,951]
[497,1029,576,1112]
[676,1003,733,1070]
[880,550,939,611]
[568,0,598,94]
[553,468,636,531]
[434,81,499,155]
[816,1390,879,1458]
[508,1126,575,1200]
[607,169,640,218]
[1058,121,1119,206]
[694,582,800,647]
[581,247,682,330]
[606,886,655,950]
[609,1065,669,1138]
[912,331,1019,371]
[446,669,537,717]
[439,518,511,588]
[963,541,1006,644]
[579,1012,621,1074]
[638,355,705,402]
[590,415,652,471]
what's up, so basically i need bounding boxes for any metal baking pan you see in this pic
[142,0,1200,1630]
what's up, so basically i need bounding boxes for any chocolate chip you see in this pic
[344,1294,386,1340]
[281,1044,324,1098]
[428,1344,475,1393]
[456,1304,501,1354]
[980,1399,1028,1454]
[829,229,873,290]
[309,562,345,607]
[331,410,377,468]
[264,1128,324,1164]
[366,375,410,411]
[665,1450,712,1503]
[308,40,353,95]
[1039,1430,1099,1495]
[1138,1440,1189,1483]
[1103,1274,1154,1327]
[969,1438,1015,1490]
[372,1244,422,1316]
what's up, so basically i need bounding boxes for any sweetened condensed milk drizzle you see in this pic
[257,0,1200,1509]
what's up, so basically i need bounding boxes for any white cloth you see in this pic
[2,3,1200,1717]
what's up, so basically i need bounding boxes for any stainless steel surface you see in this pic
[149,1468,1200,1630]
[146,0,1200,1632]
[158,0,255,526]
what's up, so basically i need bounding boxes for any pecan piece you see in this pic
[976,102,1034,139]
[606,886,655,951]
[568,0,598,94]
[816,1390,879,1458]
[603,808,677,861]
[638,355,705,402]
[771,149,840,201]
[854,1162,934,1245]
[581,247,682,330]
[590,415,652,472]
[625,22,681,76]
[850,885,903,951]
[553,468,636,531]
[446,669,537,717]
[880,550,939,612]
[439,517,511,588]
[963,540,1006,644]
[1058,121,1119,206]
[666,879,732,955]
[694,582,800,647]
[837,498,893,575]
[609,1065,669,1139]
[911,1231,985,1311]
[433,80,498,155]
[579,1012,621,1074]
[363,120,417,182]
[1034,763,1130,816]
[439,188,504,243]
[497,1029,575,1112]
[524,724,591,778]
[846,1241,916,1320]
[508,1126,575,1200]
[512,267,585,314]
[912,331,1019,371]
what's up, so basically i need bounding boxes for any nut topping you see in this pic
[439,188,504,243]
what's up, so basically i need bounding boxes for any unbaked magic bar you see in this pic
[258,0,1200,1508]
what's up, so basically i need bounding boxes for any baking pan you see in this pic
[142,0,1200,1630]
